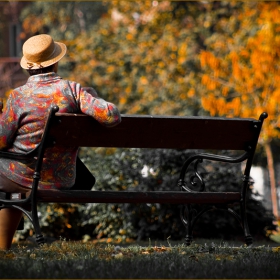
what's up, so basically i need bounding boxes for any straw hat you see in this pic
[20,34,67,69]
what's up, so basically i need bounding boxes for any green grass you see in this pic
[0,239,280,278]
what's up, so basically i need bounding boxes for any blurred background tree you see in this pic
[199,1,280,219]
[12,1,276,243]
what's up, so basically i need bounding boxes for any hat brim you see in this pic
[20,41,67,70]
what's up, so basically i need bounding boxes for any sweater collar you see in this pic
[26,72,62,83]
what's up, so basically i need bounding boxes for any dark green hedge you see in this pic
[17,148,274,243]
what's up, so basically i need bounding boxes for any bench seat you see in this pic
[37,190,241,204]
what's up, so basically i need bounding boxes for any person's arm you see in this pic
[78,86,121,127]
[82,87,98,98]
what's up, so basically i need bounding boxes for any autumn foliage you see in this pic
[200,2,280,143]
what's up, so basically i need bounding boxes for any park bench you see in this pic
[0,106,267,247]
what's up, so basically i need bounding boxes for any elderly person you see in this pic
[0,34,121,250]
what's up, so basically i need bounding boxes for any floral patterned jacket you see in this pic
[0,73,121,189]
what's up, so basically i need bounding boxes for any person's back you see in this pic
[0,34,121,249]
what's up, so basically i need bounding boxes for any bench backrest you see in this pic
[48,113,264,151]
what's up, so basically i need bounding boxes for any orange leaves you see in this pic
[126,33,134,41]
[120,97,127,105]
[200,51,221,70]
[107,65,115,73]
[199,2,280,143]
[229,51,242,80]
[187,88,195,98]
[141,246,171,255]
[139,76,148,85]
[227,98,241,117]
[21,15,44,37]
[202,93,245,118]
[201,74,219,91]
[201,94,239,117]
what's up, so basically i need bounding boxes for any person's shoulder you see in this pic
[61,78,82,92]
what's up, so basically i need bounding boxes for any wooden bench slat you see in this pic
[37,190,241,204]
[49,114,257,150]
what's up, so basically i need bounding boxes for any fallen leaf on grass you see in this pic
[189,255,199,262]
[5,253,16,259]
[114,253,123,259]
[215,254,235,261]
[30,253,36,259]
[272,247,280,253]
[141,246,171,255]
[153,246,171,252]
[142,251,151,255]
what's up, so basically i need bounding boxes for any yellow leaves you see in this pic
[114,252,123,259]
[57,207,65,214]
[158,61,165,68]
[215,254,234,261]
[89,60,97,67]
[119,229,126,235]
[170,53,176,60]
[141,246,171,255]
[125,87,131,94]
[0,252,16,259]
[107,65,115,73]
[140,76,148,85]
[178,57,185,65]
[120,97,127,105]
[101,29,109,36]
[272,247,280,253]
[178,42,187,57]
[47,206,52,213]
[179,93,187,100]
[171,45,177,52]
[22,15,44,35]
[126,33,134,41]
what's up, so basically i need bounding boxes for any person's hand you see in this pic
[83,87,98,98]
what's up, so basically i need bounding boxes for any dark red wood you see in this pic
[37,190,241,204]
[48,114,256,150]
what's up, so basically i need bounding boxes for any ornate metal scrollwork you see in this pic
[190,159,205,192]
[177,158,205,193]
[178,151,252,245]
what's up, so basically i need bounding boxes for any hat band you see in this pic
[26,45,57,69]
[27,62,44,69]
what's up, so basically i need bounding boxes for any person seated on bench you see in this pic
[0,34,121,250]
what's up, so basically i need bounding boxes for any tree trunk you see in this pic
[265,142,278,218]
